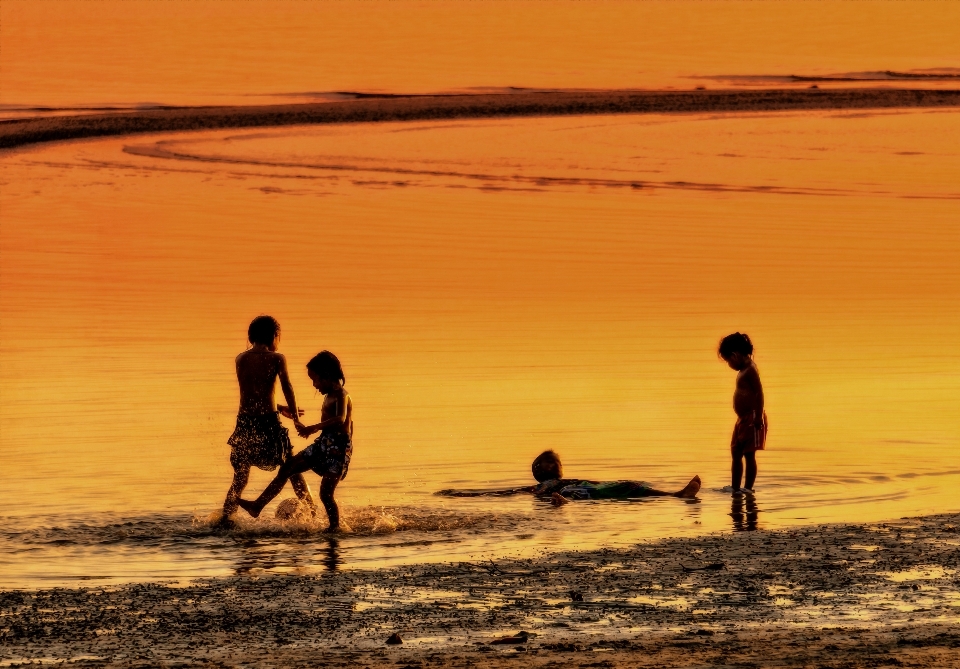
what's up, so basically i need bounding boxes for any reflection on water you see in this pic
[233,535,341,576]
[731,493,761,532]
[323,537,341,573]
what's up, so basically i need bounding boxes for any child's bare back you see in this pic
[236,347,293,416]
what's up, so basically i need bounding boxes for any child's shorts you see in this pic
[731,412,768,455]
[228,412,292,471]
[302,431,353,480]
[558,480,653,500]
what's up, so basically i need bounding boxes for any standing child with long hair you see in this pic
[718,332,767,493]
[239,351,353,532]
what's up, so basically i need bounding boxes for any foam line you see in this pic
[3,88,960,150]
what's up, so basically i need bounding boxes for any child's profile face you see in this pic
[308,370,336,393]
[724,352,748,371]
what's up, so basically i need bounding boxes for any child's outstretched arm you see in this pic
[297,390,349,437]
[276,354,301,427]
[277,405,305,419]
[435,486,537,497]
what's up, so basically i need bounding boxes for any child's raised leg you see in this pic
[673,476,702,498]
[289,473,319,515]
[238,454,312,518]
[319,474,341,532]
[222,464,251,518]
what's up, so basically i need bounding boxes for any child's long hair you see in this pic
[718,332,754,359]
[306,350,346,386]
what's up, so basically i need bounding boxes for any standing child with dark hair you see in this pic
[718,332,767,493]
[219,316,317,526]
[239,351,353,532]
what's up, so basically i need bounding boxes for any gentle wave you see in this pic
[0,504,531,549]
[119,140,883,199]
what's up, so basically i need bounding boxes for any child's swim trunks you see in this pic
[556,480,654,500]
[228,412,292,471]
[302,431,353,480]
[731,411,768,454]
[533,478,653,500]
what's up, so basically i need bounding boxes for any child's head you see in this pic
[306,350,346,393]
[248,315,280,349]
[718,332,754,370]
[532,450,563,482]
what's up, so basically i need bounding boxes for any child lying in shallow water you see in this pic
[437,450,701,505]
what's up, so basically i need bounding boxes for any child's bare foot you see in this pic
[675,476,702,499]
[322,525,340,534]
[237,499,262,518]
[551,492,570,506]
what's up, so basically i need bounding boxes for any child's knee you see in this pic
[279,458,303,477]
[320,477,338,496]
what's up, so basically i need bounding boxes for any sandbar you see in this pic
[3,88,960,150]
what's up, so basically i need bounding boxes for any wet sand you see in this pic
[3,513,957,667]
[3,88,960,149]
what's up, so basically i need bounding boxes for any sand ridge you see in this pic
[3,88,960,150]
[2,512,958,667]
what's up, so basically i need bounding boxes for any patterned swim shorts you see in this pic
[228,412,293,471]
[557,480,653,500]
[731,412,768,455]
[302,431,353,480]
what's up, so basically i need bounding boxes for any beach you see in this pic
[4,512,958,667]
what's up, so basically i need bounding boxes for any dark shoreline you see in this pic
[3,512,958,667]
[3,88,960,150]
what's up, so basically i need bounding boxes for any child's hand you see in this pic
[296,423,313,438]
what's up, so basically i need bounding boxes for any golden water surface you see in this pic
[1,1,958,587]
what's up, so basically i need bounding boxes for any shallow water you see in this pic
[3,1,960,110]
[1,1,959,590]
[2,108,958,589]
